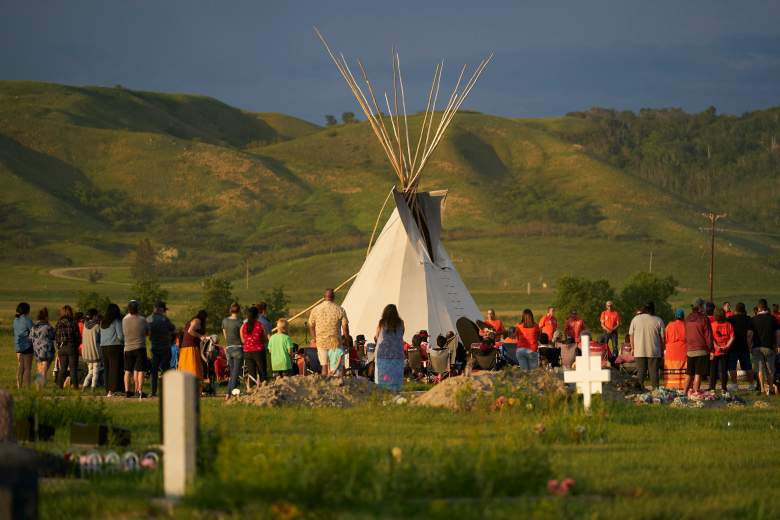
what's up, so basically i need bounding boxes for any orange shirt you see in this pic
[515,323,540,351]
[565,318,585,344]
[600,310,620,332]
[483,319,504,335]
[664,320,686,361]
[711,320,734,356]
[539,315,557,339]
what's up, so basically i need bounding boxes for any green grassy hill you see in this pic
[0,80,778,322]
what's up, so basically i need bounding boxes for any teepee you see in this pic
[315,29,492,341]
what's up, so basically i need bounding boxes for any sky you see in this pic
[1,0,779,124]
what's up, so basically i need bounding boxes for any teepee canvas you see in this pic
[342,189,482,341]
[316,29,491,341]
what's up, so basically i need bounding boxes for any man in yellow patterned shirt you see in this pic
[308,288,349,375]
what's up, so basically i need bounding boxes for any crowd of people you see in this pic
[474,298,780,396]
[10,288,780,397]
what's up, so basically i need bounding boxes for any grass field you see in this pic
[3,332,780,519]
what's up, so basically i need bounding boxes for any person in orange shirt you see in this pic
[599,301,621,356]
[709,308,734,392]
[722,301,734,318]
[482,308,504,336]
[663,308,687,389]
[564,310,585,345]
[539,307,557,342]
[515,309,540,369]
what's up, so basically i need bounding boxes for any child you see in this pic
[81,308,102,392]
[268,318,295,377]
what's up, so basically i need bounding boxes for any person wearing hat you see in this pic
[683,297,713,395]
[147,300,175,398]
[663,308,687,389]
[599,301,621,357]
[564,310,585,346]
[122,300,149,398]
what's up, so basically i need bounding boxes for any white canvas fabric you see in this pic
[342,189,482,342]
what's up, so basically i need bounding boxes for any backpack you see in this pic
[30,322,54,361]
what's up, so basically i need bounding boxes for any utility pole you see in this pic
[702,212,727,303]
[649,251,654,273]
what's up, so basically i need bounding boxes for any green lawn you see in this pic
[2,332,779,518]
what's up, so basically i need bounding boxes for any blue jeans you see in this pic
[226,345,244,394]
[516,348,539,370]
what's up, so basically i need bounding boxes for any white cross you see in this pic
[564,353,611,410]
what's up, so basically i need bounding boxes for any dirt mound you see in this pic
[413,369,568,411]
[232,375,384,408]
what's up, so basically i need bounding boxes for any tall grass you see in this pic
[192,436,550,512]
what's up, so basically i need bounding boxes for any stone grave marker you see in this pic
[162,370,199,499]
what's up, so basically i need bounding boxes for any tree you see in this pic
[258,286,290,323]
[552,276,616,334]
[131,238,157,282]
[341,111,357,124]
[76,291,112,315]
[199,277,236,332]
[130,279,168,317]
[87,269,104,284]
[324,114,338,126]
[618,272,678,325]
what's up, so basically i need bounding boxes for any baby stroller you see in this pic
[200,335,220,396]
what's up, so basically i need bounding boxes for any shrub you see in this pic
[76,291,112,315]
[198,277,237,331]
[618,271,678,324]
[552,276,616,333]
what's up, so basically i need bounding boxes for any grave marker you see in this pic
[0,390,13,442]
[162,371,199,499]
[564,349,611,411]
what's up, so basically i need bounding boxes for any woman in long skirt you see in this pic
[374,304,405,392]
[179,310,207,383]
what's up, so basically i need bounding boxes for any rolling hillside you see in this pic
[0,80,778,317]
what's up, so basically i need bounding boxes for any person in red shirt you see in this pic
[482,309,504,336]
[514,309,540,369]
[722,301,734,318]
[539,307,557,342]
[709,308,734,392]
[240,306,268,390]
[684,298,714,394]
[772,303,780,325]
[564,310,585,345]
[599,301,621,356]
